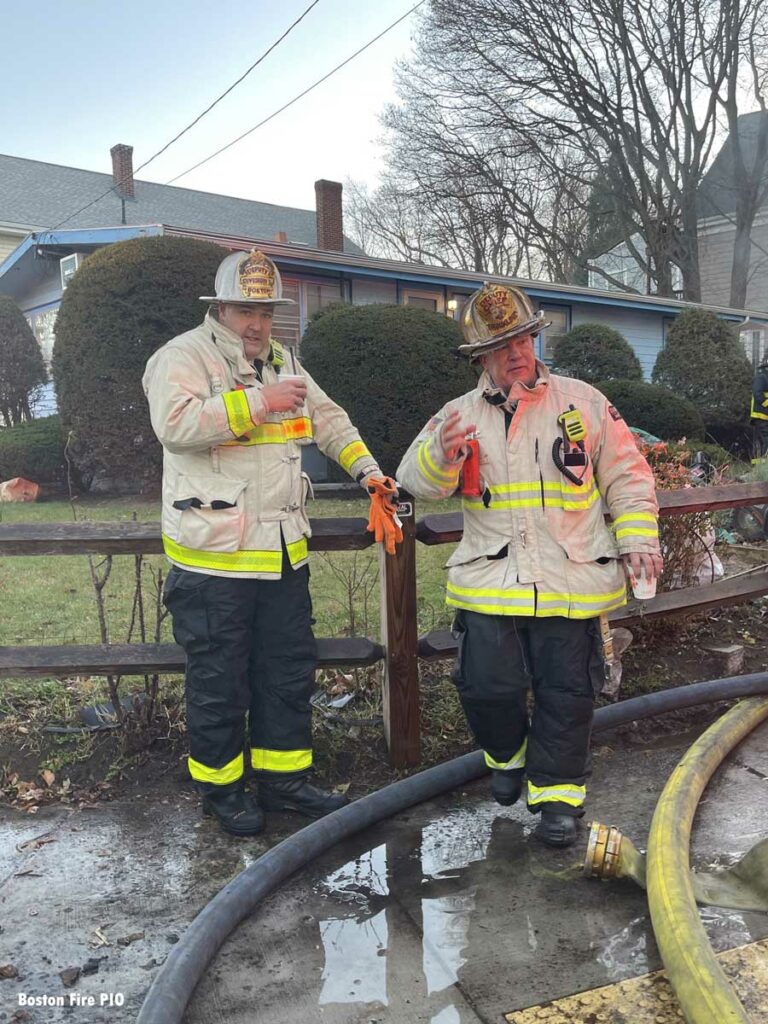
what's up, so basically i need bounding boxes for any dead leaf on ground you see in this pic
[40,770,55,787]
[117,931,145,946]
[0,964,19,978]
[59,966,80,987]
[16,832,57,853]
[89,927,111,948]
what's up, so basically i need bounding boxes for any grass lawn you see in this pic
[0,493,459,677]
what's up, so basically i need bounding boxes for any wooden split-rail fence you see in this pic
[2,481,768,768]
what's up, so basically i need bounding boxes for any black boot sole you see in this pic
[202,804,265,836]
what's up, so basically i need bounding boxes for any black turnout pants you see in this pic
[163,560,317,792]
[452,610,604,816]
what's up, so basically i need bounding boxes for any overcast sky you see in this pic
[2,0,421,211]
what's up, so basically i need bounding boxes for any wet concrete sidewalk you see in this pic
[1,723,767,1024]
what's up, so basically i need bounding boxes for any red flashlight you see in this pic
[460,435,482,497]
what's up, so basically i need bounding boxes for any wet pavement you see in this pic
[1,722,767,1024]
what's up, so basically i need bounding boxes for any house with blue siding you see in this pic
[2,223,767,394]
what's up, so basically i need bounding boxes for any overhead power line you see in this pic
[48,0,322,231]
[165,0,426,185]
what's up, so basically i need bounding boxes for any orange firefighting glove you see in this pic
[366,476,403,556]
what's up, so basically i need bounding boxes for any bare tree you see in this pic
[713,2,768,307]
[372,0,766,300]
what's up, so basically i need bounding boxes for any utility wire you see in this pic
[134,0,321,174]
[48,0,322,231]
[165,1,426,185]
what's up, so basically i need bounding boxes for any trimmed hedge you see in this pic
[551,323,642,384]
[596,379,706,441]
[0,415,66,485]
[52,236,225,492]
[652,308,753,445]
[301,303,475,477]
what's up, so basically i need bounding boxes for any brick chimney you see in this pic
[314,179,344,252]
[111,144,135,199]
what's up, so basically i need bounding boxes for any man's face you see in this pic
[218,303,275,359]
[481,334,538,392]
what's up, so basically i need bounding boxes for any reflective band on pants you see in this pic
[527,781,586,808]
[485,738,527,771]
[188,752,244,785]
[251,748,312,773]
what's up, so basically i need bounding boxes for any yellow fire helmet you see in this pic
[200,249,296,306]
[458,282,550,361]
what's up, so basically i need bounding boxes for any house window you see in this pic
[304,280,343,322]
[402,287,445,313]
[539,305,570,362]
[271,279,301,348]
[447,292,471,322]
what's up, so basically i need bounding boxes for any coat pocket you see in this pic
[171,474,247,553]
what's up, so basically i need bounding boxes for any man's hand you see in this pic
[439,411,477,461]
[622,551,664,580]
[262,379,308,414]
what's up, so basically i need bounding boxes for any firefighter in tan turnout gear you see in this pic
[143,249,400,836]
[397,283,662,847]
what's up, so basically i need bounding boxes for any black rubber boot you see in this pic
[201,783,265,836]
[533,805,579,848]
[259,777,349,818]
[490,768,524,806]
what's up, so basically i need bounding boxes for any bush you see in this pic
[596,379,705,441]
[0,415,66,485]
[301,304,476,476]
[0,295,48,426]
[551,323,642,384]
[52,236,225,491]
[652,308,753,446]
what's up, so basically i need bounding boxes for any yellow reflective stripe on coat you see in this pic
[188,752,243,785]
[339,440,372,474]
[283,416,313,441]
[416,440,457,489]
[446,581,537,616]
[250,748,313,773]
[613,511,659,540]
[222,389,254,438]
[163,535,284,575]
[446,581,626,619]
[286,538,309,566]
[527,781,586,807]
[463,479,600,511]
[485,738,527,771]
[750,396,768,420]
[220,417,313,447]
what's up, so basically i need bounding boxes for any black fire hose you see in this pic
[136,671,768,1024]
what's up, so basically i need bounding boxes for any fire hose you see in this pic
[137,672,768,1024]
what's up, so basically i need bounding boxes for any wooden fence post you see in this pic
[380,495,420,768]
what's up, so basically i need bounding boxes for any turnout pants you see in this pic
[163,560,317,791]
[452,610,604,816]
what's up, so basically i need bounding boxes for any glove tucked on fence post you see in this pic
[366,476,403,556]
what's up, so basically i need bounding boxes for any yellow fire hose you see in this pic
[645,697,768,1024]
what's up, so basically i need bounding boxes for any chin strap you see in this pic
[366,476,403,556]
